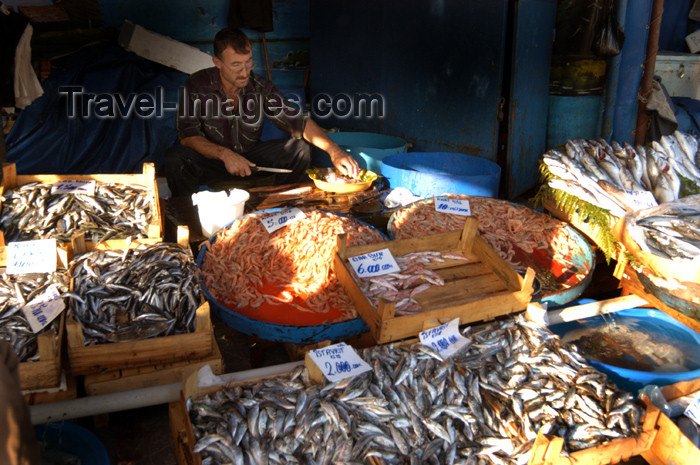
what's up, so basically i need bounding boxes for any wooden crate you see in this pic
[23,371,78,406]
[66,301,214,375]
[0,162,163,249]
[84,335,223,396]
[640,377,700,465]
[16,313,64,391]
[528,409,658,465]
[333,216,535,344]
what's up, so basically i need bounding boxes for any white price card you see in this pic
[348,248,400,278]
[308,342,372,382]
[685,395,700,426]
[51,180,96,195]
[6,239,57,275]
[625,190,658,211]
[21,285,65,333]
[260,208,306,233]
[434,196,471,216]
[419,318,470,358]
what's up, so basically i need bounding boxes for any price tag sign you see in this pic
[6,239,57,274]
[419,318,470,358]
[260,208,306,233]
[51,180,96,195]
[434,196,471,216]
[308,342,371,382]
[685,395,700,426]
[625,190,658,211]
[21,285,65,333]
[348,248,399,278]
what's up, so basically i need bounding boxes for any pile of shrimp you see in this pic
[200,209,385,321]
[390,196,586,287]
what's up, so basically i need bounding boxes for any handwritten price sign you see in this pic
[260,208,305,233]
[348,248,399,278]
[625,190,658,211]
[7,239,58,275]
[21,285,65,333]
[51,180,96,195]
[419,318,470,358]
[434,196,471,216]
[308,342,371,382]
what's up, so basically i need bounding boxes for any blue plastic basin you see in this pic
[35,422,110,465]
[381,152,501,198]
[549,303,700,393]
[312,132,408,174]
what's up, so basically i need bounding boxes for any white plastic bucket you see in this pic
[191,188,249,237]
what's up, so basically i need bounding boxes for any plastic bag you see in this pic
[592,5,625,57]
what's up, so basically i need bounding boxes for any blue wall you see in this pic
[98,0,308,88]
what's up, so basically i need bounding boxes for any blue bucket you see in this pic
[196,208,385,344]
[312,132,408,174]
[35,422,110,465]
[381,152,501,198]
[549,302,700,393]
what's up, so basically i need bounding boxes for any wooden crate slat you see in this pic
[67,302,214,375]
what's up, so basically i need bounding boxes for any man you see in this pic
[164,27,359,197]
[0,341,40,465]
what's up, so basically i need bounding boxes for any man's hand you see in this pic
[221,149,255,177]
[329,148,360,179]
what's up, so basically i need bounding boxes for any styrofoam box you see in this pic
[654,51,700,100]
[118,20,214,75]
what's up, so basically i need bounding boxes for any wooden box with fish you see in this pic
[65,240,215,375]
[0,235,70,391]
[0,162,163,251]
[170,312,651,465]
[640,377,700,465]
[333,216,536,344]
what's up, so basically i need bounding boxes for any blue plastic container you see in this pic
[196,208,385,344]
[549,303,700,393]
[34,422,110,465]
[381,152,501,198]
[547,95,603,148]
[311,132,408,174]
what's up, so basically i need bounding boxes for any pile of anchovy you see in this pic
[66,243,200,345]
[188,315,643,465]
[0,182,155,243]
[0,271,69,362]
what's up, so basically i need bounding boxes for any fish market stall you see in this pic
[387,196,595,307]
[170,313,654,465]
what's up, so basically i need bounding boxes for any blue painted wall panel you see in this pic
[309,0,508,160]
[507,0,557,199]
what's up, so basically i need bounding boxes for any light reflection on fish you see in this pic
[0,182,155,243]
[0,271,68,362]
[188,315,642,464]
[66,243,200,345]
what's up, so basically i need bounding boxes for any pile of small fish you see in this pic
[188,315,643,464]
[0,271,68,362]
[0,182,155,243]
[350,251,468,315]
[624,194,700,260]
[66,243,200,345]
[542,131,700,215]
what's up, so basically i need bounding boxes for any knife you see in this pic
[252,166,293,173]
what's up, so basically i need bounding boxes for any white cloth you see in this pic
[13,24,43,110]
[383,187,421,208]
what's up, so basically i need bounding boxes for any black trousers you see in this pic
[164,138,311,197]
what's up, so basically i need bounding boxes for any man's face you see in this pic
[214,45,254,91]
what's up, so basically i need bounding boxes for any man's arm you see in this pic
[302,119,360,178]
[181,136,255,177]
